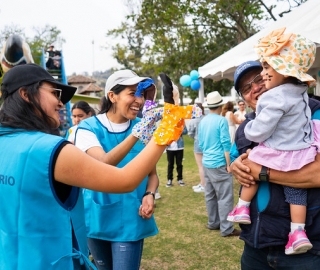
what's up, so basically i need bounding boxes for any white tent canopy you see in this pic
[198,0,320,82]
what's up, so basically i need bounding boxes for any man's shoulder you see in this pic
[245,111,256,120]
[237,111,255,130]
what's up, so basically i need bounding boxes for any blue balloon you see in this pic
[190,79,201,91]
[179,75,191,87]
[190,70,199,80]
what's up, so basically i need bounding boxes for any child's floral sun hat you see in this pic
[255,27,316,86]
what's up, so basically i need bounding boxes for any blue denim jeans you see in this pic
[241,243,320,270]
[88,238,144,270]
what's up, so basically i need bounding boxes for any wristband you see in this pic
[259,166,269,182]
[143,191,155,199]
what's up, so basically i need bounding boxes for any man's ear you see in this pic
[18,88,30,102]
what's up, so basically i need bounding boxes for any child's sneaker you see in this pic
[227,205,251,224]
[178,180,185,186]
[285,227,313,255]
[166,180,173,187]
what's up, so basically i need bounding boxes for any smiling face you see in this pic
[261,61,286,90]
[238,68,267,111]
[107,84,144,123]
[38,81,63,128]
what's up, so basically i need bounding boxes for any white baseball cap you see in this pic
[105,69,149,97]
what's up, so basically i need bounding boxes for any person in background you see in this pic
[230,59,320,269]
[198,91,240,237]
[221,101,241,144]
[52,50,61,70]
[166,125,188,187]
[47,44,55,57]
[234,100,246,129]
[188,102,206,193]
[46,44,55,70]
[0,64,181,270]
[65,101,96,143]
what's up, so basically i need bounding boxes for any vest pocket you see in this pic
[87,199,123,239]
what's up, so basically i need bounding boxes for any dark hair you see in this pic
[195,102,205,115]
[72,101,96,116]
[237,100,245,105]
[99,84,127,114]
[222,101,234,116]
[284,76,304,85]
[0,82,59,134]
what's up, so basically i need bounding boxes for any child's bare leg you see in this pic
[290,204,307,234]
[240,185,259,202]
[290,204,306,225]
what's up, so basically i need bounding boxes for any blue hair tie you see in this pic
[135,78,154,97]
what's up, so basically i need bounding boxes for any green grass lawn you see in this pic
[140,135,243,270]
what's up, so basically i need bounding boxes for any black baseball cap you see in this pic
[1,63,76,104]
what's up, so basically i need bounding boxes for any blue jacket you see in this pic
[232,98,320,254]
[77,116,158,241]
[0,128,89,269]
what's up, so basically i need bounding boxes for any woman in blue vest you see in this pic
[0,64,181,270]
[74,70,159,270]
[65,101,96,143]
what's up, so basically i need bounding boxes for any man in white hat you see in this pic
[198,91,241,237]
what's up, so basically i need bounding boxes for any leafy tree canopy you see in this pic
[107,0,308,101]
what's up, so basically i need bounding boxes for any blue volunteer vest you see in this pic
[0,128,90,269]
[77,116,158,241]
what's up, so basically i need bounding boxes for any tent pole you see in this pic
[199,78,204,103]
[316,73,320,96]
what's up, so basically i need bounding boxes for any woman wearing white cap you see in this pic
[0,64,184,270]
[75,70,160,270]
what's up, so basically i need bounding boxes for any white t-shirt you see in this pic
[66,125,78,143]
[234,110,246,121]
[168,141,178,150]
[75,114,130,152]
